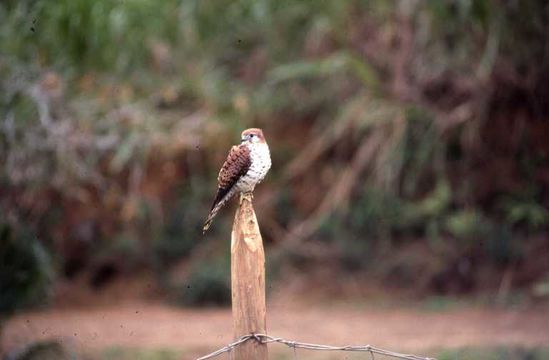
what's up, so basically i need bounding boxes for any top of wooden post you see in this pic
[231,193,261,252]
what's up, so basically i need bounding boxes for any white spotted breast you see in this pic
[236,142,271,192]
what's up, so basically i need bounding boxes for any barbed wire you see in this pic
[196,333,436,360]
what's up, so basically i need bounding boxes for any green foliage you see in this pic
[445,210,488,240]
[154,204,201,267]
[6,341,72,360]
[533,278,549,298]
[97,232,143,268]
[0,223,53,316]
[1,0,181,74]
[316,190,406,272]
[175,259,231,307]
[483,224,516,266]
[444,210,518,265]
[501,196,549,230]
[153,179,220,272]
[1,0,547,298]
[397,108,443,197]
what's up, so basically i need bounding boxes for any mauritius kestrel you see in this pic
[203,128,271,233]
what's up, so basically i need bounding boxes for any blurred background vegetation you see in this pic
[1,0,548,318]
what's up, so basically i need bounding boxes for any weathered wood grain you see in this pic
[231,194,268,360]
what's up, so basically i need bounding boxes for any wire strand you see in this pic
[196,333,437,360]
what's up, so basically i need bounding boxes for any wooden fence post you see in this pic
[231,193,268,360]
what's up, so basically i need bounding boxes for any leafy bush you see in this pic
[153,184,216,269]
[175,259,231,307]
[6,341,71,360]
[0,223,53,316]
[1,0,181,74]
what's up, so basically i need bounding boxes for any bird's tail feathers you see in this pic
[202,191,234,234]
[202,217,214,234]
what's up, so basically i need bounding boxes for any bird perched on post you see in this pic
[203,128,271,234]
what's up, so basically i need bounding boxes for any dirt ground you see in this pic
[3,300,549,358]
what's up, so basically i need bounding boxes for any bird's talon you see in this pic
[241,192,253,203]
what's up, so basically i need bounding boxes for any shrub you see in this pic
[0,223,53,316]
[175,259,231,307]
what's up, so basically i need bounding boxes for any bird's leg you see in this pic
[240,192,254,204]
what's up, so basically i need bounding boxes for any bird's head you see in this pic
[241,128,266,144]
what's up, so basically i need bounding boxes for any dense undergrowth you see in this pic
[1,0,548,310]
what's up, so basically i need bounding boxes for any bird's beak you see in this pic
[240,135,248,143]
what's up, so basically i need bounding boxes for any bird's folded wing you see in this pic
[210,144,251,210]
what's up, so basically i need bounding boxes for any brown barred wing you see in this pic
[203,145,251,233]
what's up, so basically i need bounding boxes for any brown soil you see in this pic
[3,301,549,358]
